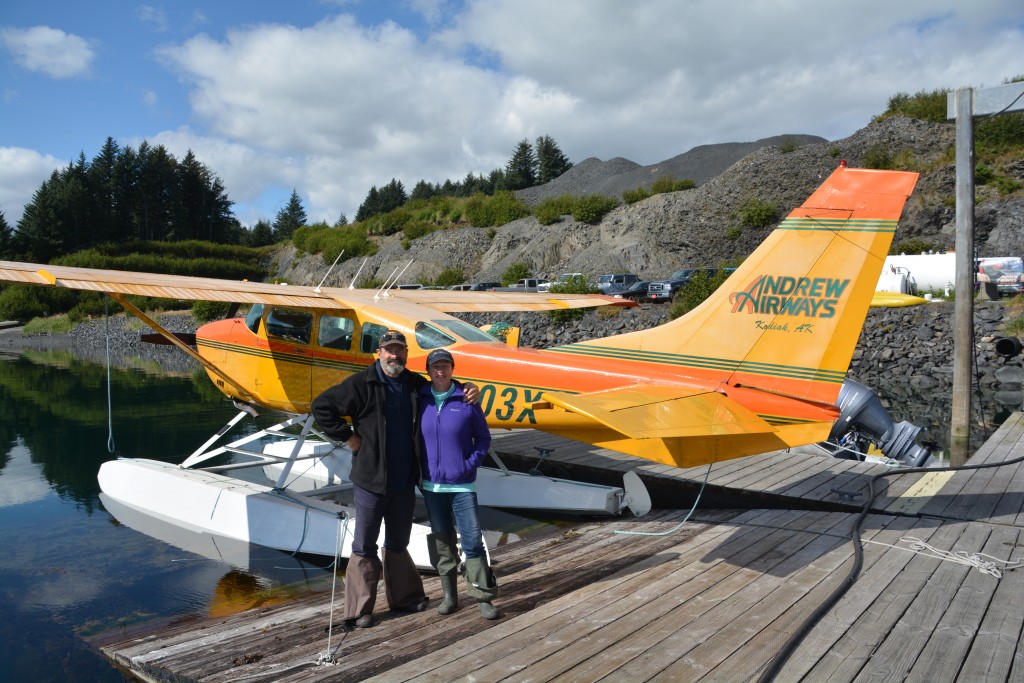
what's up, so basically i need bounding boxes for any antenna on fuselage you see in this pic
[376,260,413,300]
[314,250,344,293]
[348,258,368,289]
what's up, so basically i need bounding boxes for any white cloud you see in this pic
[136,5,169,33]
[0,147,65,224]
[0,26,95,79]
[139,1,1024,221]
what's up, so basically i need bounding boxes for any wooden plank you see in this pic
[796,518,982,681]
[369,509,832,683]
[905,523,1023,682]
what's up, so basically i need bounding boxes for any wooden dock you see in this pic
[94,413,1024,682]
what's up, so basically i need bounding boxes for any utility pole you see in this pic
[947,80,1024,466]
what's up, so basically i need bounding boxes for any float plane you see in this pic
[0,165,921,562]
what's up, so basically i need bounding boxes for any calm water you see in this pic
[0,349,1005,681]
[0,351,549,681]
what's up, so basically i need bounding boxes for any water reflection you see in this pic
[876,381,1011,458]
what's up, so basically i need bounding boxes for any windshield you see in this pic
[431,318,498,343]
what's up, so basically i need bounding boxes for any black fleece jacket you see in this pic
[310,362,428,495]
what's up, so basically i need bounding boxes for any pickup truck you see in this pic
[646,269,695,302]
[647,268,736,302]
[493,277,550,293]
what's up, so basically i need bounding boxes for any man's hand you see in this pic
[462,382,480,405]
[344,434,362,452]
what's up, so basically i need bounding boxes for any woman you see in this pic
[418,348,499,619]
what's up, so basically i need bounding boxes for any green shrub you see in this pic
[725,226,742,239]
[433,268,466,287]
[650,176,695,194]
[0,285,47,321]
[465,191,529,227]
[828,146,841,158]
[191,300,231,322]
[779,137,799,153]
[622,186,652,204]
[991,175,1023,195]
[500,262,532,286]
[880,89,948,123]
[401,220,435,241]
[739,197,779,228]
[533,194,576,224]
[571,195,618,224]
[668,267,734,320]
[975,163,995,185]
[864,143,894,170]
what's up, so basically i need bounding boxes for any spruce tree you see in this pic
[0,210,12,259]
[273,189,307,241]
[504,139,537,190]
[535,135,573,184]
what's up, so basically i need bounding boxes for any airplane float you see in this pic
[0,165,929,566]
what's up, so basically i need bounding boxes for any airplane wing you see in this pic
[0,261,634,313]
[534,384,835,468]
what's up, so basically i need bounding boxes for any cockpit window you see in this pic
[431,318,501,343]
[415,322,456,350]
[318,315,354,350]
[266,308,312,345]
[245,304,264,334]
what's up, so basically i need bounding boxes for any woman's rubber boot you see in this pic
[464,556,499,620]
[428,533,461,615]
[438,572,459,615]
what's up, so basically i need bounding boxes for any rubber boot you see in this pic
[464,556,499,620]
[427,532,461,615]
[438,572,460,615]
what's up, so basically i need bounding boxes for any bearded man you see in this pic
[311,329,478,629]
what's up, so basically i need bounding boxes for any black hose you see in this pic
[756,444,1024,682]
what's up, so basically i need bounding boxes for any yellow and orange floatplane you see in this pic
[0,166,925,562]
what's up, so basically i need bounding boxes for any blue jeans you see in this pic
[421,490,485,559]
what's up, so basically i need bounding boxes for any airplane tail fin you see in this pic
[563,166,919,408]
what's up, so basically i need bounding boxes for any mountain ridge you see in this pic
[273,117,1023,287]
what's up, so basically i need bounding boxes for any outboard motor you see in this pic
[824,379,934,467]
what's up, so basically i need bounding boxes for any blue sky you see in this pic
[2,1,1022,230]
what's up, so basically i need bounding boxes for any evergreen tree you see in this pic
[334,213,349,227]
[378,178,408,213]
[535,135,573,184]
[410,180,436,202]
[248,219,275,246]
[504,139,537,190]
[355,186,380,223]
[0,210,12,259]
[273,189,307,240]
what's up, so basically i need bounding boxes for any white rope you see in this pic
[612,462,713,537]
[862,535,1024,578]
[317,511,350,666]
[104,300,116,454]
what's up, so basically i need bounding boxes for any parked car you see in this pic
[613,280,651,301]
[647,268,735,302]
[647,269,695,302]
[597,273,640,295]
[395,283,424,290]
[448,284,474,291]
[469,282,500,291]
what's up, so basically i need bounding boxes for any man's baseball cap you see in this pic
[377,330,407,349]
[426,348,455,367]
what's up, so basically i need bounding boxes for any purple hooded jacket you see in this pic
[417,380,491,485]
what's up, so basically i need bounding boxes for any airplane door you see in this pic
[260,307,314,408]
[310,314,377,398]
